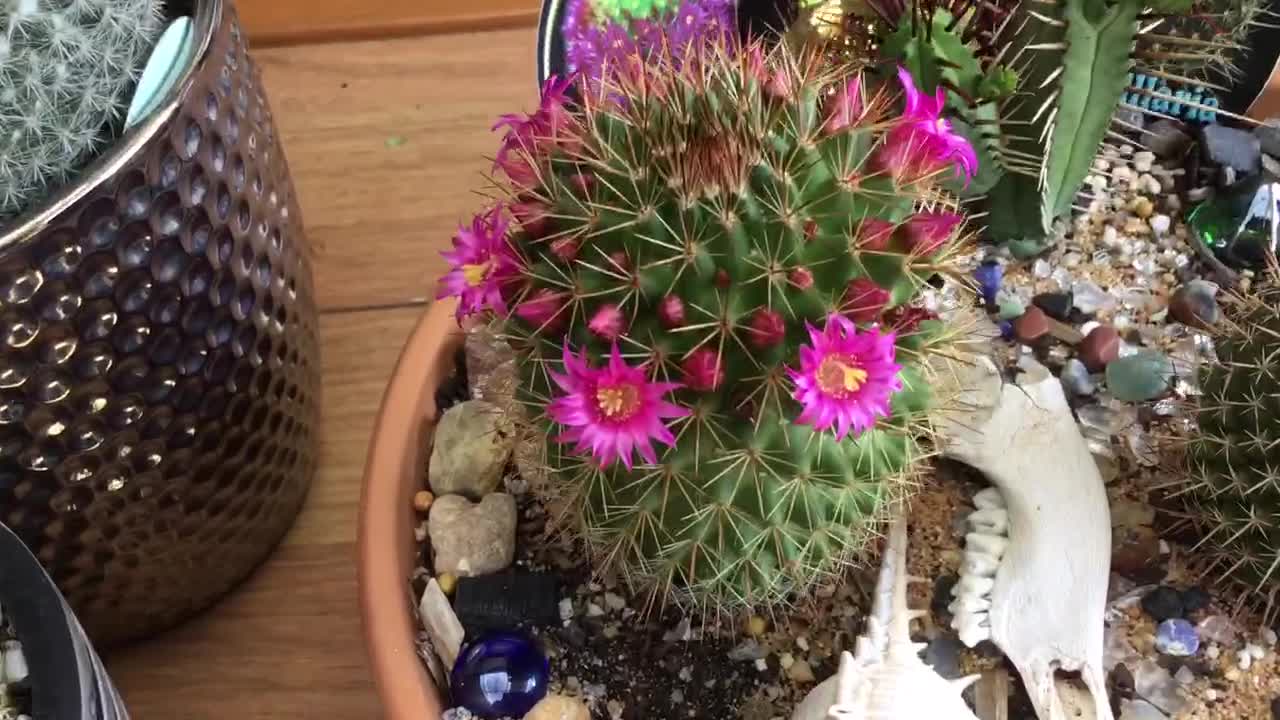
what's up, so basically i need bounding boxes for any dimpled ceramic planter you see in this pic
[0,0,320,647]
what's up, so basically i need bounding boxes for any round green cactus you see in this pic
[438,36,977,610]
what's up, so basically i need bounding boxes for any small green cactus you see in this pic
[0,0,165,220]
[1183,285,1280,612]
[437,35,977,609]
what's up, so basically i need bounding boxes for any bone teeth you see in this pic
[968,507,1009,536]
[973,487,1005,510]
[952,573,995,598]
[953,612,992,647]
[949,594,992,614]
[962,549,1001,577]
[965,532,1009,560]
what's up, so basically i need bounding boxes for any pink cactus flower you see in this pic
[515,288,570,332]
[874,67,978,186]
[547,342,689,469]
[550,237,580,262]
[492,75,577,188]
[822,76,864,135]
[510,198,552,238]
[681,348,724,391]
[747,308,786,349]
[842,277,890,323]
[855,218,896,252]
[658,295,686,328]
[788,314,903,440]
[588,304,626,340]
[789,267,814,290]
[436,205,522,321]
[904,211,963,256]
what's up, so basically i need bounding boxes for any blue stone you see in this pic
[1154,618,1200,657]
[450,630,550,719]
[974,261,1003,305]
[998,320,1014,340]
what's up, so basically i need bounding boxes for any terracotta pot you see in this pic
[359,298,464,717]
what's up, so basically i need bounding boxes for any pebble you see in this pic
[796,636,810,652]
[995,291,1025,321]
[559,598,575,621]
[1073,280,1118,315]
[746,615,768,637]
[1119,699,1169,720]
[1131,197,1155,219]
[1169,280,1220,329]
[1149,214,1170,237]
[786,659,815,684]
[1155,619,1199,656]
[1112,525,1161,576]
[413,490,435,512]
[1013,306,1050,344]
[1173,665,1195,685]
[1032,292,1073,321]
[428,493,518,577]
[438,573,458,595]
[728,640,768,662]
[603,593,626,612]
[1272,695,1280,719]
[525,695,591,720]
[1249,641,1267,660]
[1106,351,1174,402]
[2,640,27,684]
[428,400,517,499]
[1137,174,1163,196]
[1180,586,1210,614]
[1134,151,1155,173]
[1146,119,1192,159]
[586,603,605,617]
[1207,644,1221,659]
[1080,325,1121,372]
[1265,627,1278,646]
[1142,586,1185,622]
[419,579,465,670]
[1202,123,1262,173]
[1060,359,1096,396]
[1238,648,1254,670]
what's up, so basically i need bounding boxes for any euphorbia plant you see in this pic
[436,34,976,610]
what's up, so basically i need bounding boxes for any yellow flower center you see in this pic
[461,261,492,287]
[816,355,867,398]
[596,383,642,420]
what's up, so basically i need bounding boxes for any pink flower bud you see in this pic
[510,198,551,238]
[789,267,814,290]
[842,277,889,323]
[747,308,786,349]
[658,295,686,328]
[823,76,864,135]
[570,173,594,195]
[766,68,793,101]
[608,251,630,273]
[715,269,731,289]
[588,303,626,340]
[855,218,896,252]
[681,348,724,391]
[550,237,579,262]
[515,288,569,332]
[904,211,963,256]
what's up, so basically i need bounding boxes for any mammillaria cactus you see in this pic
[436,35,976,609]
[1182,282,1280,613]
[0,0,164,220]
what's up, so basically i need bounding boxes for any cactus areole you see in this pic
[435,36,974,610]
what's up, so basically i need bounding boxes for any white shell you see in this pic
[792,518,980,720]
[933,351,1114,720]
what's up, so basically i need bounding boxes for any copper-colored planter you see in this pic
[0,0,320,646]
[359,298,462,718]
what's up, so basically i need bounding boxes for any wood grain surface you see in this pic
[105,26,537,719]
[240,0,542,48]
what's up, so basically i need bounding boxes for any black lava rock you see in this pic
[1032,292,1074,322]
[932,574,958,618]
[454,571,561,634]
[1201,124,1262,174]
[1142,586,1185,622]
[1110,663,1136,701]
[1181,586,1211,615]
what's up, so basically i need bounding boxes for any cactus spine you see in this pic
[439,34,976,610]
[1184,283,1280,612]
[0,0,165,220]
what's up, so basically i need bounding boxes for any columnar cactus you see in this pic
[437,36,976,609]
[0,0,164,220]
[1183,286,1280,610]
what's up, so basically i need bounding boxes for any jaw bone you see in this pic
[792,515,981,720]
[932,353,1114,720]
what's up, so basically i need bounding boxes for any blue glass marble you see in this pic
[997,320,1014,340]
[1154,618,1199,657]
[450,630,550,718]
[973,261,1003,305]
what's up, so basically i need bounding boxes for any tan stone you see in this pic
[525,694,590,720]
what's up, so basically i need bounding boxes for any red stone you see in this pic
[1079,325,1120,372]
[1012,306,1049,344]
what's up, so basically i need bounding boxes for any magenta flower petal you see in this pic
[904,211,963,256]
[787,314,903,440]
[822,76,864,135]
[875,67,979,186]
[547,341,690,469]
[436,205,522,321]
[492,75,578,188]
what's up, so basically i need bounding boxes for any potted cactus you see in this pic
[0,0,320,647]
[361,25,980,717]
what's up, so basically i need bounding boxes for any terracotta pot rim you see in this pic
[359,298,464,718]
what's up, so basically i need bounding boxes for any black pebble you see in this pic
[1110,663,1135,701]
[932,574,958,617]
[1142,586,1185,622]
[1271,695,1280,719]
[1181,586,1211,614]
[1032,292,1074,322]
[454,571,560,634]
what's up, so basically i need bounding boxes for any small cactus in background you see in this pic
[1183,282,1280,615]
[436,34,976,610]
[0,0,165,220]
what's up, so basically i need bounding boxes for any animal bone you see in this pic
[791,515,980,720]
[933,353,1114,720]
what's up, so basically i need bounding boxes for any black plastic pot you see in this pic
[0,522,127,720]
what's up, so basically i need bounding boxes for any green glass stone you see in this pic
[1106,351,1175,402]
[1186,177,1280,269]
[995,293,1025,321]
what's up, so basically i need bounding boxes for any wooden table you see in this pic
[106,26,540,718]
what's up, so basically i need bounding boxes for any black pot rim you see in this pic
[0,523,91,719]
[0,0,222,249]
[537,0,567,87]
